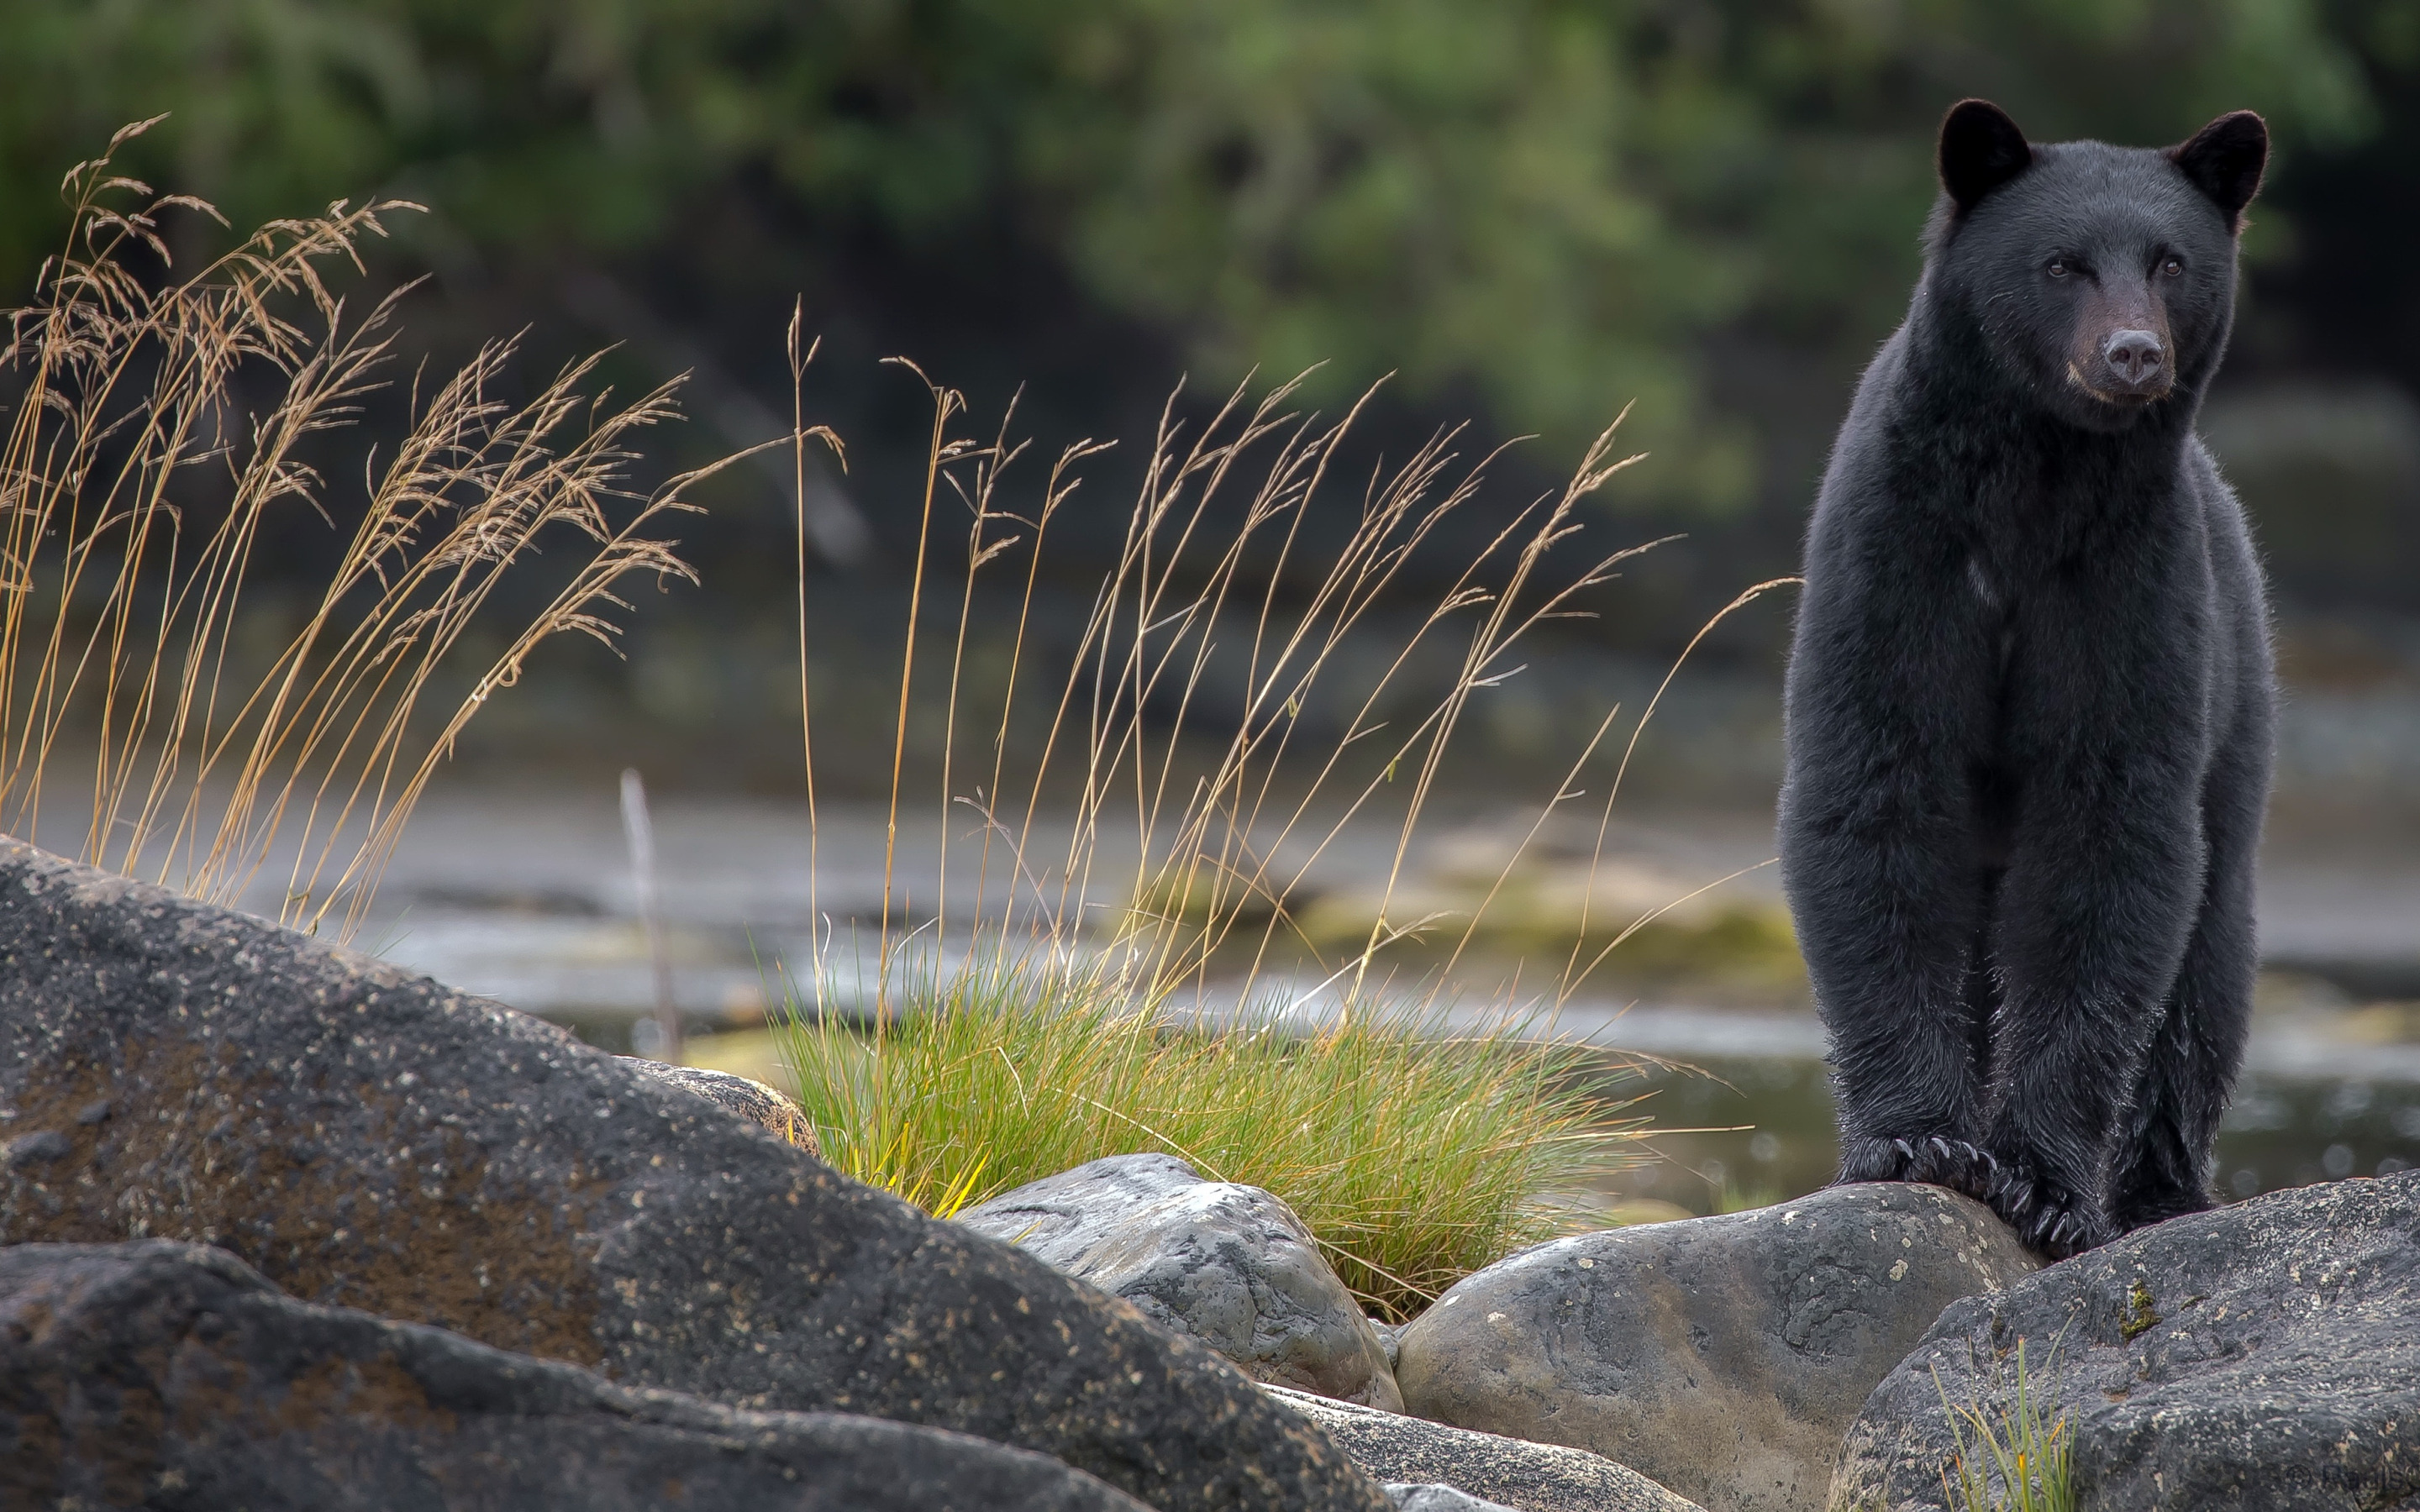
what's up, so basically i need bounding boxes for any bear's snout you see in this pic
[2064,301,2175,408]
[2102,328,2169,395]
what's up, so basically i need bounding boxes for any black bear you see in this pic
[1779,101,2275,1259]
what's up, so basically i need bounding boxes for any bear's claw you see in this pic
[1983,1158,2113,1260]
[1835,1134,2002,1206]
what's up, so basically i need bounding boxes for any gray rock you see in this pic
[0,1239,1149,1511]
[1385,1487,1522,1512]
[624,1058,821,1155]
[4,1128,70,1165]
[1396,1183,2039,1512]
[1831,1171,2420,1512]
[1370,1316,1404,1369]
[1265,1383,1707,1512]
[0,838,1388,1512]
[960,1152,1403,1409]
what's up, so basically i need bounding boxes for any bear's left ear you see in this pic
[2170,111,2268,231]
[1939,99,2033,213]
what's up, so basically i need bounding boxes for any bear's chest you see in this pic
[1953,438,2208,610]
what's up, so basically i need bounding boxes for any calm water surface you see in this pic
[1592,1052,2420,1219]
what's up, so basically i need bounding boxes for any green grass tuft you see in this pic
[762,325,1785,1325]
[776,948,1643,1322]
[1934,1336,2075,1512]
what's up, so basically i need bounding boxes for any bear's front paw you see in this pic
[1908,1135,2002,1204]
[1986,1161,2113,1260]
[1836,1134,2001,1204]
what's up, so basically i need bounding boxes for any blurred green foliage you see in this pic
[0,1,2379,509]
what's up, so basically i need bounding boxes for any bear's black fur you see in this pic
[1779,101,2276,1259]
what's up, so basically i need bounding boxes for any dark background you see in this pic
[4,0,2415,810]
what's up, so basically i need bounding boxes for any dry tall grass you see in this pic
[0,121,730,936]
[776,354,1790,1314]
[810,363,1786,1009]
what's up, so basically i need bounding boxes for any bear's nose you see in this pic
[2103,329,2166,390]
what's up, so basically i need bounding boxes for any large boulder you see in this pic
[0,1239,1147,1511]
[0,839,1388,1512]
[1395,1183,2039,1512]
[1265,1384,1707,1512]
[960,1154,1402,1409]
[1831,1171,2420,1512]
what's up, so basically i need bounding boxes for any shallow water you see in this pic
[1591,1051,2420,1221]
[306,786,2420,1221]
[47,774,2392,1220]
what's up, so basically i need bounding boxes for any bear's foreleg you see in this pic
[1781,514,2006,1204]
[1786,787,2001,1199]
[1983,790,2207,1257]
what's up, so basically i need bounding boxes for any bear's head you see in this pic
[1923,99,2267,433]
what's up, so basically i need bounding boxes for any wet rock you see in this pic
[624,1058,820,1155]
[1396,1183,2038,1512]
[0,839,1388,1512]
[1266,1384,1707,1512]
[1832,1171,2420,1512]
[960,1153,1403,1409]
[0,1239,1150,1512]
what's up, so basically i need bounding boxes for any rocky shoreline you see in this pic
[5,835,2416,1510]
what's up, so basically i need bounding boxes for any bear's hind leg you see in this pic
[2111,689,2265,1232]
[2110,831,2257,1232]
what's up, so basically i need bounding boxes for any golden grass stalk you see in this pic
[854,362,1700,1005]
[771,350,1801,1311]
[0,121,726,936]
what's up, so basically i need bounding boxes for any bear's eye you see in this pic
[2046,260,2070,279]
[2160,256,2185,277]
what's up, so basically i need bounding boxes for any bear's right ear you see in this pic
[2170,111,2268,232]
[1938,99,2032,213]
